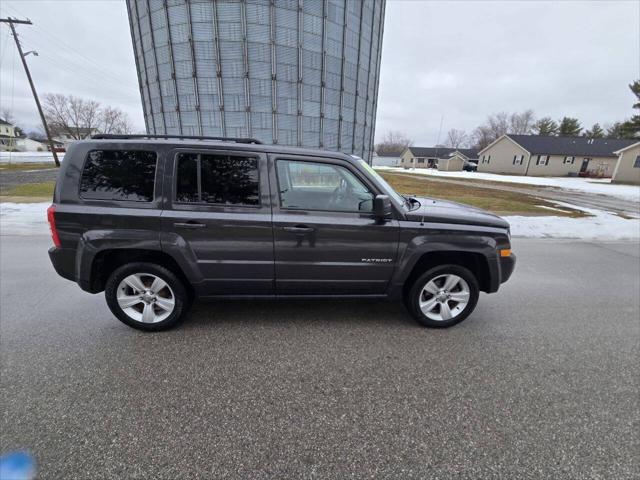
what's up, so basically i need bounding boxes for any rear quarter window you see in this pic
[80,150,157,202]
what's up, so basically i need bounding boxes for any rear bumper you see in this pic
[499,253,516,284]
[48,247,76,283]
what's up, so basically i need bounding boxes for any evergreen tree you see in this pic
[558,117,582,136]
[619,80,640,138]
[606,122,625,138]
[532,117,558,136]
[584,123,605,138]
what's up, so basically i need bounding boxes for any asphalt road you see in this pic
[1,235,638,479]
[0,167,58,190]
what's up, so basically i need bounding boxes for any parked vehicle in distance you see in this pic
[463,160,478,172]
[48,135,515,331]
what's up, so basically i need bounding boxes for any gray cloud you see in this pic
[1,0,638,145]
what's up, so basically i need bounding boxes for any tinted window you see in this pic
[277,160,373,212]
[176,153,260,206]
[80,150,157,202]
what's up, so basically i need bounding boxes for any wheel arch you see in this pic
[89,248,192,296]
[402,250,492,297]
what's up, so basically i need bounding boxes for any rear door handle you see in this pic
[283,225,315,234]
[173,221,206,229]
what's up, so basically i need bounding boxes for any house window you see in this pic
[536,155,549,166]
[417,158,425,164]
[512,155,524,165]
[634,155,640,168]
[563,156,575,165]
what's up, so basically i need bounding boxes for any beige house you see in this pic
[400,146,478,170]
[478,134,637,177]
[612,142,640,185]
[51,127,101,147]
[438,153,467,171]
[0,118,17,151]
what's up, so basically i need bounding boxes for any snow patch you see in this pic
[505,202,640,240]
[376,166,640,202]
[0,152,64,164]
[0,202,49,235]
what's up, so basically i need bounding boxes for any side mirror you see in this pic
[373,195,392,218]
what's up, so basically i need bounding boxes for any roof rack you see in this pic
[91,134,263,145]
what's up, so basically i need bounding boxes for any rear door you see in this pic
[161,148,274,296]
[269,154,400,296]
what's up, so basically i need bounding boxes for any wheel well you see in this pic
[90,249,192,296]
[403,251,491,295]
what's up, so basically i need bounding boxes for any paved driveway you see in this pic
[1,236,638,479]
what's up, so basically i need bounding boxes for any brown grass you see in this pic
[379,172,586,217]
[0,162,58,171]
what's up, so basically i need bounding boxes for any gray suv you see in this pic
[48,135,515,331]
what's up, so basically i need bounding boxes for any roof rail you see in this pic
[90,134,263,145]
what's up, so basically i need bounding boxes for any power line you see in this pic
[4,2,136,86]
[0,17,60,166]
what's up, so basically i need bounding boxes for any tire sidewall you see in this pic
[408,264,480,328]
[105,262,188,332]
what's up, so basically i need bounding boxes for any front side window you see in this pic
[277,160,374,212]
[633,155,640,168]
[80,150,157,202]
[175,152,260,206]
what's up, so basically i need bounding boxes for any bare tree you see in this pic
[471,110,537,149]
[375,131,413,157]
[444,129,468,148]
[101,106,134,135]
[1,109,15,124]
[509,109,535,134]
[471,125,493,150]
[43,93,133,138]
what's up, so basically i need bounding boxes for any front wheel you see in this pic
[105,262,190,331]
[406,265,479,328]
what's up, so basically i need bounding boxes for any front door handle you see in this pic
[283,225,315,234]
[173,221,206,229]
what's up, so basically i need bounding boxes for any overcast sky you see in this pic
[1,0,638,146]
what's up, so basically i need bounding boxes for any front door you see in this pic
[161,148,274,296]
[580,158,590,174]
[269,155,400,296]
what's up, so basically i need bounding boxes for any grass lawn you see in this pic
[1,181,55,200]
[379,172,586,217]
[0,162,59,171]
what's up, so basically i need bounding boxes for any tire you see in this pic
[105,262,190,332]
[406,264,479,328]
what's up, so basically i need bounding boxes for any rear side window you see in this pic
[80,150,157,202]
[176,153,260,206]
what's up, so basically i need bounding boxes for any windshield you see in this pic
[357,160,407,208]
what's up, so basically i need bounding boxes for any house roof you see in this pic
[406,146,478,160]
[613,141,640,155]
[504,134,637,158]
[0,118,12,126]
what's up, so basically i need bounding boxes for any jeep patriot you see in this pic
[48,135,515,331]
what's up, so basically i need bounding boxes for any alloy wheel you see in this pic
[116,273,175,324]
[419,274,470,321]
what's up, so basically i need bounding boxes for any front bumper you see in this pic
[499,253,516,283]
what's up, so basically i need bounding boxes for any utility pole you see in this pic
[1,17,60,166]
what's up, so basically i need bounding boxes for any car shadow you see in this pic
[179,298,415,331]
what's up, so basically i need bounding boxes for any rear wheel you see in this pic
[406,265,479,328]
[105,262,189,331]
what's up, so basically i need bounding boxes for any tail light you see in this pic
[47,204,61,248]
